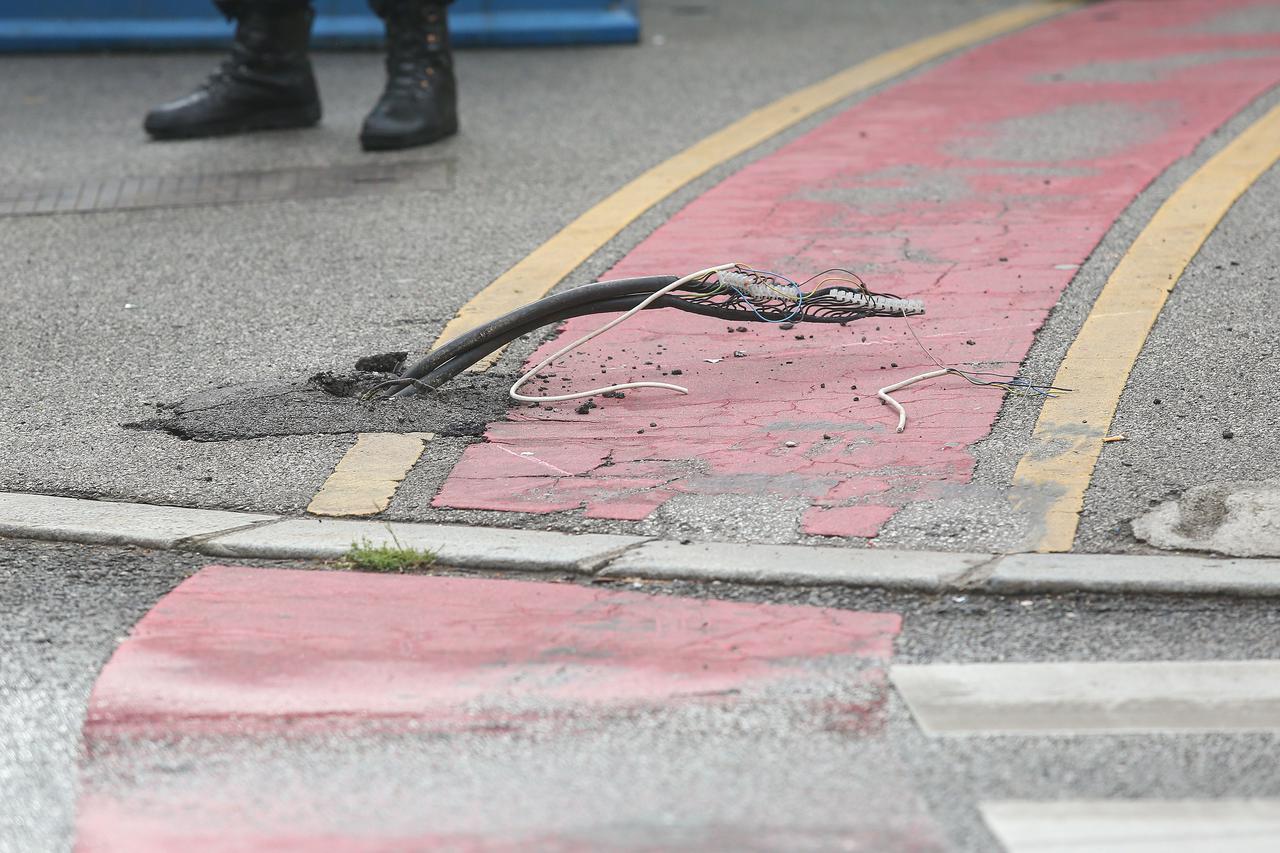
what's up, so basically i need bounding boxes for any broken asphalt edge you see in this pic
[2,491,1278,597]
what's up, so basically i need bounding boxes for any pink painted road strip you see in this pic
[82,565,898,736]
[77,566,908,850]
[434,0,1280,537]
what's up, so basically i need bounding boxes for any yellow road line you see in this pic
[1012,102,1280,553]
[307,432,433,517]
[310,1,1071,517]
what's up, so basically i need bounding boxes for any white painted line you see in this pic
[201,516,646,573]
[0,492,276,550]
[981,799,1280,853]
[602,538,989,590]
[987,553,1280,596]
[891,660,1280,735]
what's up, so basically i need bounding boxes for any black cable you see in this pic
[389,294,707,397]
[393,276,686,391]
[374,268,929,399]
[402,295,790,394]
[386,295,879,398]
[393,276,909,397]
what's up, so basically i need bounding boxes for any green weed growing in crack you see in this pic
[338,527,437,573]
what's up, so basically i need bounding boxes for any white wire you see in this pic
[877,368,950,433]
[510,263,741,404]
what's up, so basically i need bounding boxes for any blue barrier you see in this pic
[0,1,639,50]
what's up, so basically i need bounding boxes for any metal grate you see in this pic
[0,159,452,217]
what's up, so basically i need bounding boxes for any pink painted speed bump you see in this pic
[434,0,1280,537]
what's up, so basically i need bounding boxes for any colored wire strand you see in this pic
[877,309,1070,432]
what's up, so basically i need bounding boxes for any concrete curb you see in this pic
[3,491,1280,596]
[0,492,277,550]
[598,539,992,592]
[200,516,644,574]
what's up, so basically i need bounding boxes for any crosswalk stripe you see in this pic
[980,799,1280,853]
[890,661,1280,735]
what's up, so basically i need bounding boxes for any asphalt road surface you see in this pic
[2,0,1276,552]
[6,538,1280,852]
[0,0,1024,523]
[4,1,1280,850]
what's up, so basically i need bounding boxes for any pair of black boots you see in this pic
[145,1,455,151]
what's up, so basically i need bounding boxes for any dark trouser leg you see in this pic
[144,0,321,140]
[212,0,311,17]
[360,0,459,151]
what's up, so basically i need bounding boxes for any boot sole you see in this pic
[146,104,322,141]
[359,123,458,152]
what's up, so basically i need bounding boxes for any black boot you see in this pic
[144,6,321,140]
[360,1,458,151]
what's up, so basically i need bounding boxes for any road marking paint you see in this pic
[435,0,1280,528]
[432,1,1070,365]
[84,565,901,732]
[77,566,904,848]
[890,660,1280,735]
[981,800,1280,853]
[1012,101,1280,552]
[310,2,1070,516]
[306,432,432,517]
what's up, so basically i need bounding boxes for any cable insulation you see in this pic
[510,264,739,403]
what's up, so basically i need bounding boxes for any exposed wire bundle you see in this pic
[374,264,925,401]
[367,261,1065,436]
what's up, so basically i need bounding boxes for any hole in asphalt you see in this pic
[352,351,409,374]
[125,364,513,443]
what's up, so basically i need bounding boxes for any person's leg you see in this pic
[360,0,458,151]
[144,0,321,140]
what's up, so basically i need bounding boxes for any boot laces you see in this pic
[385,6,449,91]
